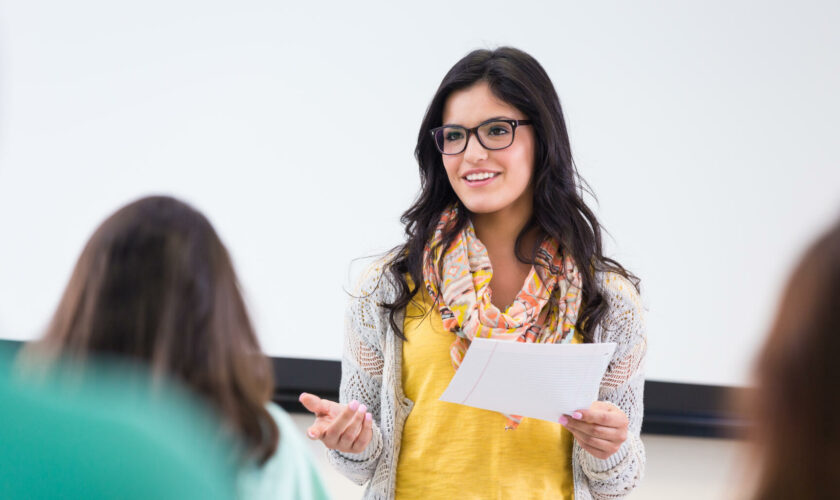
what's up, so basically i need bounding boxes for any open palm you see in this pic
[299,392,373,454]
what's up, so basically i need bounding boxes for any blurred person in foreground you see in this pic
[747,216,840,500]
[1,343,235,499]
[21,195,330,500]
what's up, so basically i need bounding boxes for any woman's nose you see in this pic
[463,133,488,163]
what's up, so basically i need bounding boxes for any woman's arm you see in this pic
[574,273,647,499]
[324,264,390,485]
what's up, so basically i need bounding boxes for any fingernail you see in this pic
[358,404,367,413]
[307,430,316,439]
[365,412,372,422]
[572,412,583,420]
[559,416,568,425]
[348,400,359,411]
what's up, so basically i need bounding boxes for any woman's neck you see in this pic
[471,203,535,259]
[471,202,539,309]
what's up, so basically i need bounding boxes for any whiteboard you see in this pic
[1,1,838,387]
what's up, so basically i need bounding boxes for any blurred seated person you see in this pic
[748,216,840,500]
[21,196,330,500]
[1,344,236,499]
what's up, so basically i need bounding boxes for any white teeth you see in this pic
[465,172,498,181]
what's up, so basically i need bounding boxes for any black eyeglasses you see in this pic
[430,118,532,155]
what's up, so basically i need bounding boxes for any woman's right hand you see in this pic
[299,392,373,454]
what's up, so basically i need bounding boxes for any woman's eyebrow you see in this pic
[441,116,515,127]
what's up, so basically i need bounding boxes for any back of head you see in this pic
[28,195,278,464]
[750,216,840,499]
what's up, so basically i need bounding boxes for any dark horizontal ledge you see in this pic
[641,413,748,438]
[1,341,749,438]
[272,357,749,438]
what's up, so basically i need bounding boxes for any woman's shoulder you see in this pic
[264,402,317,453]
[595,271,646,341]
[351,253,399,302]
[596,271,642,309]
[265,401,297,433]
[237,402,330,499]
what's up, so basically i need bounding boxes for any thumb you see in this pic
[299,392,327,415]
[591,400,618,412]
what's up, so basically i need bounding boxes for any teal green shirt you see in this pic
[237,402,331,500]
[0,348,237,500]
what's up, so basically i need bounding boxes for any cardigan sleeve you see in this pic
[326,262,389,485]
[574,272,647,499]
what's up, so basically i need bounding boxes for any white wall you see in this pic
[1,1,838,386]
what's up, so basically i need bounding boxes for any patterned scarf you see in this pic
[422,206,583,429]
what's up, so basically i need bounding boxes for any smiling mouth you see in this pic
[463,172,500,182]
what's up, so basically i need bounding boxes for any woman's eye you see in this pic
[445,131,464,141]
[487,126,510,136]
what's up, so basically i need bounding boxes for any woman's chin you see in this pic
[461,200,507,215]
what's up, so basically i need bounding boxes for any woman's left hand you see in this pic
[559,401,629,460]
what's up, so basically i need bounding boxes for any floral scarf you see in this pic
[422,206,583,429]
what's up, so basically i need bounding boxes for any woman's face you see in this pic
[441,82,535,218]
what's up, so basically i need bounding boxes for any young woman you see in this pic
[25,196,330,500]
[301,47,646,499]
[748,217,840,500]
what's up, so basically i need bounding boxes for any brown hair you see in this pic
[749,216,840,499]
[26,196,278,464]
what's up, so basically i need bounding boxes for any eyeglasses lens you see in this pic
[434,121,515,154]
[477,121,514,149]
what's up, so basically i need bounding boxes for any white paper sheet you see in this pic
[439,339,617,423]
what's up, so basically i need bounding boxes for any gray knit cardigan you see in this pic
[327,262,647,500]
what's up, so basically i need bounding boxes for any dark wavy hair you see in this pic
[25,196,279,465]
[383,47,638,342]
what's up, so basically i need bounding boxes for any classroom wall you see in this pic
[1,1,838,389]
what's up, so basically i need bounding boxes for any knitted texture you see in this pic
[328,261,646,500]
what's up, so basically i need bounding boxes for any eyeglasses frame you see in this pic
[429,118,533,155]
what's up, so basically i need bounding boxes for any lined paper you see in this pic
[439,339,617,423]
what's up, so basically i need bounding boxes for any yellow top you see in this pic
[394,288,579,500]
